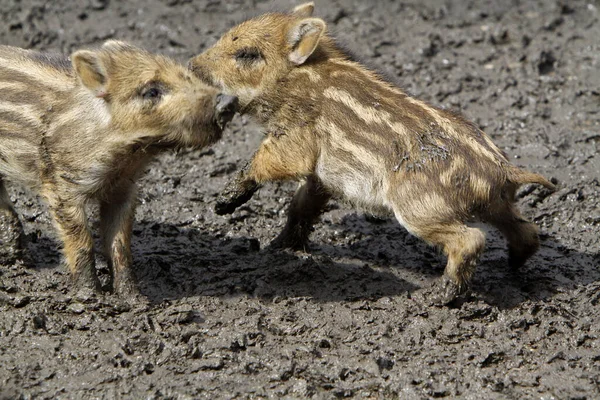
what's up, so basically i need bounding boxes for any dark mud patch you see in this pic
[1,0,599,398]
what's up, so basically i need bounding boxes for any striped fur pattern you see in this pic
[189,3,556,304]
[0,40,229,296]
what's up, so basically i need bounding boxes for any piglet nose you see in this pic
[215,94,239,128]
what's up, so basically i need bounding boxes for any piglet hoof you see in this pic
[507,248,531,270]
[72,268,103,294]
[415,275,466,307]
[269,229,309,251]
[215,197,241,215]
[114,271,141,300]
[215,179,260,215]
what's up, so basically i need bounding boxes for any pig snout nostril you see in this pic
[215,94,239,127]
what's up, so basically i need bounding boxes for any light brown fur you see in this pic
[189,3,555,304]
[0,41,237,296]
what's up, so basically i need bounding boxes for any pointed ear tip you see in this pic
[305,17,326,30]
[101,40,135,52]
[102,39,126,47]
[71,50,95,63]
[293,2,315,16]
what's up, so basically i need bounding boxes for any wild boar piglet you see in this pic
[0,40,238,296]
[189,3,555,304]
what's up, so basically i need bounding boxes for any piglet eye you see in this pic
[139,80,168,102]
[234,47,262,64]
[142,87,161,100]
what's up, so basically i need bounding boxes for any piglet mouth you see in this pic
[214,93,239,129]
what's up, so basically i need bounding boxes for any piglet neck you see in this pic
[73,85,114,130]
[250,65,328,132]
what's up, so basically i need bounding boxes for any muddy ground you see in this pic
[1,0,599,398]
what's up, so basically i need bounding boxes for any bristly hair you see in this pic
[27,50,72,72]
[327,31,481,132]
[328,30,413,96]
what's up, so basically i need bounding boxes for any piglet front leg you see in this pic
[46,193,101,293]
[215,164,261,215]
[215,134,317,215]
[100,186,138,298]
[0,179,25,265]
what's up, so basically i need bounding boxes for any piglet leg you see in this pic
[46,192,101,292]
[100,186,138,298]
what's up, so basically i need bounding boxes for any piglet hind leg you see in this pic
[270,175,331,251]
[485,203,540,269]
[100,187,140,299]
[0,178,25,265]
[394,203,486,306]
[416,222,485,306]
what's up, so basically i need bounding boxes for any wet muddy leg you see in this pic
[403,215,486,306]
[215,136,316,215]
[46,193,101,292]
[0,178,25,265]
[270,175,331,250]
[100,186,139,298]
[487,204,540,269]
[215,161,261,215]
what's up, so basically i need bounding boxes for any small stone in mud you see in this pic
[376,357,394,372]
[167,305,204,324]
[32,314,47,330]
[13,295,30,308]
[88,0,109,10]
[143,363,155,374]
[190,346,202,359]
[333,388,354,398]
[537,51,556,75]
[67,302,85,314]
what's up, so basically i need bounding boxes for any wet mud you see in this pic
[1,0,599,398]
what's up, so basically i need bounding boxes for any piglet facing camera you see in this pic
[189,3,555,305]
[0,41,237,297]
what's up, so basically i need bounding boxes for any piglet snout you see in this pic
[215,94,238,128]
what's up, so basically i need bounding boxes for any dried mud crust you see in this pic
[1,0,599,399]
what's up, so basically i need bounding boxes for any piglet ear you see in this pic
[291,2,315,17]
[287,17,326,65]
[71,50,108,98]
[102,40,136,52]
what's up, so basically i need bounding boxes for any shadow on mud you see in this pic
[316,213,600,310]
[13,215,597,310]
[129,220,417,304]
